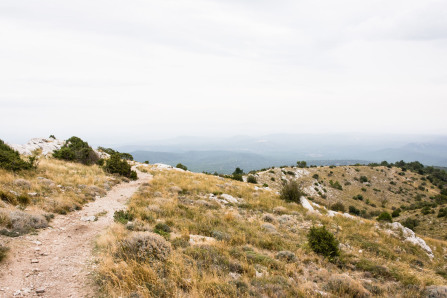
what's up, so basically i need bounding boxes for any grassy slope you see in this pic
[96,165,447,297]
[0,158,122,237]
[255,165,446,240]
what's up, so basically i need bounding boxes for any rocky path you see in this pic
[0,169,151,297]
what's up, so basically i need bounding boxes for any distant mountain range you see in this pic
[119,134,447,173]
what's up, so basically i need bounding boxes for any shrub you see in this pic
[348,206,360,216]
[176,163,188,171]
[324,274,369,297]
[353,194,364,201]
[154,222,171,238]
[113,209,134,224]
[0,245,8,262]
[0,210,48,235]
[377,212,392,222]
[0,139,36,171]
[118,232,172,262]
[97,147,134,160]
[307,226,339,260]
[231,167,244,181]
[359,176,368,183]
[401,218,419,231]
[53,136,99,165]
[247,175,257,184]
[104,153,137,180]
[312,174,319,180]
[437,207,447,218]
[280,180,305,203]
[421,206,431,215]
[391,208,401,217]
[329,180,343,190]
[330,202,346,213]
[296,161,307,168]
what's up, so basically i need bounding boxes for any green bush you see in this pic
[154,223,171,238]
[296,161,307,168]
[247,175,257,184]
[113,210,134,224]
[231,167,244,181]
[176,163,188,171]
[391,208,401,217]
[401,218,419,231]
[352,194,364,201]
[359,176,368,183]
[330,202,346,213]
[104,153,137,180]
[97,147,134,161]
[348,205,360,216]
[280,180,305,203]
[329,180,343,190]
[0,139,36,171]
[421,206,431,215]
[377,212,392,222]
[437,207,447,218]
[53,136,99,165]
[307,226,339,260]
[312,174,319,180]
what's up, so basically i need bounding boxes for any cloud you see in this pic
[0,0,446,144]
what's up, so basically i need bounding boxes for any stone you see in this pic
[80,216,96,222]
[35,287,45,294]
[31,259,39,263]
[169,186,182,193]
[8,138,65,156]
[13,179,31,189]
[425,286,447,298]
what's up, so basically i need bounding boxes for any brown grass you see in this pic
[96,166,447,297]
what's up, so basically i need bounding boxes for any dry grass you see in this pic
[96,166,447,297]
[0,158,119,234]
[256,165,446,240]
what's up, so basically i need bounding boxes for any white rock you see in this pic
[220,194,239,204]
[300,197,319,214]
[189,235,216,246]
[8,138,65,156]
[388,222,434,258]
[80,216,96,222]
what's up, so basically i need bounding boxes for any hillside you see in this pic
[253,164,447,241]
[95,164,447,297]
[0,138,446,297]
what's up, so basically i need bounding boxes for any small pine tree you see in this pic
[176,163,188,171]
[280,180,304,203]
[307,226,339,260]
[104,153,137,180]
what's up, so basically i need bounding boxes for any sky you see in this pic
[1,0,447,145]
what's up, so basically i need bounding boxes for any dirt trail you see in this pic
[0,169,151,297]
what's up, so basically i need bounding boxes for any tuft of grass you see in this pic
[0,245,9,262]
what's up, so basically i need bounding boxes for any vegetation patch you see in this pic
[104,153,137,180]
[0,139,36,171]
[53,136,99,165]
[307,226,339,260]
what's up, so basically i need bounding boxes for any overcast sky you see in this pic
[1,0,447,145]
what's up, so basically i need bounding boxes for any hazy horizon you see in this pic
[1,0,447,143]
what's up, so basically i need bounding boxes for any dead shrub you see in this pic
[118,232,172,262]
